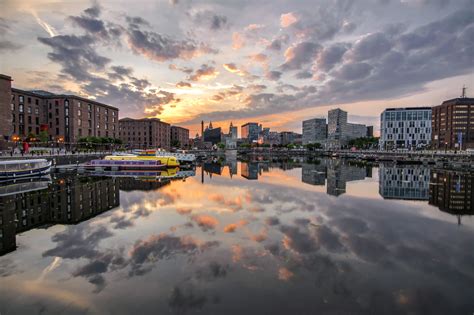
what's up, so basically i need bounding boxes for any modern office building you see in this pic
[326,159,367,196]
[366,126,374,137]
[378,165,430,200]
[280,131,302,145]
[302,118,327,145]
[241,122,261,142]
[119,117,170,149]
[379,107,432,150]
[431,97,473,150]
[327,108,367,148]
[1,74,119,147]
[170,125,189,148]
[301,161,327,186]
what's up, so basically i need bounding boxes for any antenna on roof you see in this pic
[461,85,467,98]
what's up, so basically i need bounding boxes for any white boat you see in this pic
[0,159,52,180]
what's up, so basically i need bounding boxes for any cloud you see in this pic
[348,32,393,62]
[281,41,321,70]
[223,63,248,76]
[191,215,219,231]
[316,42,350,72]
[232,32,244,50]
[280,12,298,28]
[129,233,219,275]
[188,64,219,81]
[176,81,192,88]
[265,70,282,81]
[31,10,58,37]
[191,10,228,30]
[126,16,217,62]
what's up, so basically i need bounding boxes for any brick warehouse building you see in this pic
[432,97,474,150]
[0,74,119,147]
[170,125,189,148]
[119,117,170,149]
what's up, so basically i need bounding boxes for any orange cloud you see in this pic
[232,32,244,49]
[280,12,298,28]
[191,214,219,230]
[176,207,192,215]
[278,267,294,281]
[224,219,249,233]
[250,228,268,242]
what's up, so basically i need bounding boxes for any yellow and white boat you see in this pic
[104,155,180,167]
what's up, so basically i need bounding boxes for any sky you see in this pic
[0,0,473,136]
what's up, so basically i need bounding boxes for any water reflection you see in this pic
[0,160,472,314]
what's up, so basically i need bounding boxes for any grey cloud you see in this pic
[126,17,217,62]
[192,10,228,30]
[335,62,373,80]
[188,64,219,81]
[128,233,219,276]
[316,43,350,72]
[349,32,393,61]
[266,34,290,51]
[0,40,21,51]
[168,286,207,314]
[265,70,282,81]
[295,71,312,79]
[280,41,321,71]
[176,81,192,88]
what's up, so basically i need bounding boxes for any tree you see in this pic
[39,130,49,143]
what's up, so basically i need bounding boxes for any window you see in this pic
[78,102,81,108]
[11,104,14,111]
[88,104,92,111]
[19,96,24,103]
[35,99,39,105]
[56,128,59,135]
[65,108,69,116]
[35,117,39,125]
[27,106,31,114]
[27,97,31,104]
[35,107,39,114]
[78,119,82,126]
[78,110,82,116]
[55,100,59,106]
[19,104,24,112]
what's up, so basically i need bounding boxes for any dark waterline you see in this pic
[0,158,473,315]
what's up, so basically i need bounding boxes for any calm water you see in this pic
[0,158,473,315]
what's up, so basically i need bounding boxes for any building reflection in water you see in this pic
[0,175,120,256]
[378,164,431,200]
[301,159,368,196]
[429,169,473,224]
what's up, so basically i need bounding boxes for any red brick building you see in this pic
[432,97,473,150]
[170,125,189,148]
[119,117,170,149]
[1,74,119,147]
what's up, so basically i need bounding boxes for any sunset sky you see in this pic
[0,0,472,136]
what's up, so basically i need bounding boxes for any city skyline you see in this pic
[1,0,473,136]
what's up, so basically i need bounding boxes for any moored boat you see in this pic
[132,149,196,163]
[0,176,51,196]
[103,155,180,167]
[0,159,52,180]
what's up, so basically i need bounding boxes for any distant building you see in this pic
[346,123,367,139]
[228,122,238,139]
[280,131,302,145]
[1,74,119,147]
[203,122,222,145]
[366,126,374,137]
[170,126,189,148]
[302,118,327,145]
[378,165,430,200]
[263,131,281,146]
[241,122,261,142]
[326,159,367,196]
[431,97,474,150]
[119,117,170,149]
[379,107,432,150]
[327,108,367,148]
